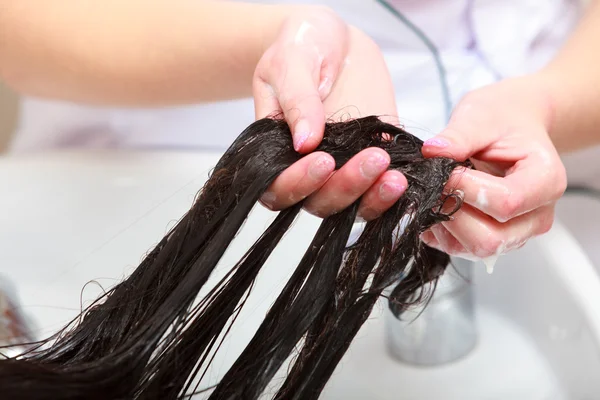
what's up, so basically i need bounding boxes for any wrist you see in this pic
[515,73,558,135]
[532,68,581,153]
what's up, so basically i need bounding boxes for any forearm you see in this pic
[0,1,303,106]
[536,1,600,153]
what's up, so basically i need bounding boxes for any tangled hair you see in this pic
[0,116,466,399]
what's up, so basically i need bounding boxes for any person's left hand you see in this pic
[253,10,405,221]
[420,75,567,262]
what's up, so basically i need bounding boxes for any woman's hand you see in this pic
[254,7,407,220]
[420,76,567,261]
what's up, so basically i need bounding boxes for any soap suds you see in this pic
[480,238,529,275]
[444,230,530,275]
[476,188,488,208]
[482,255,499,274]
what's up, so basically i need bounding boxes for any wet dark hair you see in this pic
[0,116,466,399]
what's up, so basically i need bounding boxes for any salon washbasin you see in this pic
[1,150,599,399]
[320,224,600,400]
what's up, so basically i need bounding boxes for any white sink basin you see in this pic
[1,150,599,399]
[320,227,600,400]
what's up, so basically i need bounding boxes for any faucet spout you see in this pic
[385,259,478,366]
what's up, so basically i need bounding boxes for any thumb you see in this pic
[277,54,338,153]
[286,52,346,153]
[254,66,324,153]
[255,51,337,153]
[422,96,502,161]
[281,75,326,154]
[421,124,493,161]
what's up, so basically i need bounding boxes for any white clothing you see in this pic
[12,0,595,191]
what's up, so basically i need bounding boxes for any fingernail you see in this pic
[294,119,311,152]
[318,76,332,95]
[423,137,451,148]
[420,231,436,245]
[357,207,378,222]
[260,191,276,210]
[308,156,335,180]
[379,181,406,202]
[359,153,389,179]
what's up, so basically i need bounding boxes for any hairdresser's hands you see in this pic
[255,8,406,219]
[420,76,566,261]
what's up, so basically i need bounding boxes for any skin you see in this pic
[0,0,406,221]
[255,18,405,218]
[421,1,600,258]
[0,1,599,258]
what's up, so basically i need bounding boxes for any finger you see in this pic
[446,151,566,222]
[441,203,554,258]
[421,228,481,262]
[421,99,497,160]
[260,152,335,211]
[431,225,467,256]
[357,170,407,221]
[278,78,324,154]
[259,52,326,153]
[317,54,344,100]
[421,230,441,250]
[304,148,390,217]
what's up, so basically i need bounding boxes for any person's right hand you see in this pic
[419,76,567,262]
[254,6,407,221]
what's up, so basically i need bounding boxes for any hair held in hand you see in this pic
[0,116,467,399]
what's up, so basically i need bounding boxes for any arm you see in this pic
[0,0,303,106]
[418,2,600,261]
[537,0,600,153]
[0,0,408,224]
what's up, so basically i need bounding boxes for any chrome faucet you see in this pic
[384,258,478,366]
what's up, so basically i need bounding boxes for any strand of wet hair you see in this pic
[0,116,466,400]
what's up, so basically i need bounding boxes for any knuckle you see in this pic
[473,235,504,258]
[500,191,525,222]
[537,213,555,235]
[536,151,567,200]
[554,165,568,198]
